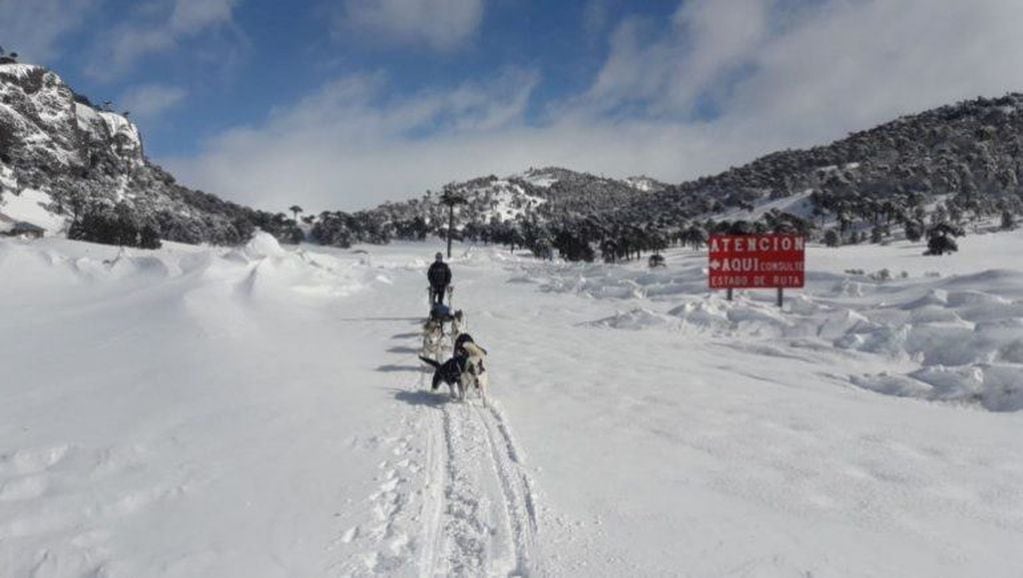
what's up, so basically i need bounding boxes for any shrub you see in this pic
[925,235,958,255]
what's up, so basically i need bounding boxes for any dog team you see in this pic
[419,252,489,404]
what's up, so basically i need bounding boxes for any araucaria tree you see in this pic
[1001,210,1016,230]
[924,222,964,256]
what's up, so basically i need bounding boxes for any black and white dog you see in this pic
[419,334,488,404]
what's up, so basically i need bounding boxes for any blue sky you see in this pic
[4,0,1023,211]
[4,0,678,157]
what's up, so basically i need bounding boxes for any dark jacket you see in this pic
[428,261,452,288]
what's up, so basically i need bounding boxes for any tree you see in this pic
[924,222,964,256]
[1001,210,1016,230]
[680,225,707,250]
[289,205,303,222]
[926,234,958,255]
[904,220,924,242]
[0,46,18,64]
[870,225,884,244]
[824,229,840,247]
[440,185,467,258]
[139,224,162,249]
[600,238,618,263]
[67,202,163,249]
[553,229,594,262]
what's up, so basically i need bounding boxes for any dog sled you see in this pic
[416,275,490,405]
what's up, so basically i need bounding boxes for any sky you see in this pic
[4,0,1023,213]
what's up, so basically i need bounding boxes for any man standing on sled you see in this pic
[427,252,452,306]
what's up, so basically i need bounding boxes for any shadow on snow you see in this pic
[376,364,426,373]
[392,389,449,407]
[387,346,421,354]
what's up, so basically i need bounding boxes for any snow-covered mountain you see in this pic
[447,167,669,223]
[0,61,298,246]
[317,95,1023,254]
[5,57,1023,258]
[311,167,668,249]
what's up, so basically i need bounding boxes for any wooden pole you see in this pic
[777,287,783,308]
[727,288,733,301]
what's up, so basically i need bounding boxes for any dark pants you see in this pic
[430,286,446,306]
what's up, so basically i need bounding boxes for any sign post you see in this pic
[708,234,805,307]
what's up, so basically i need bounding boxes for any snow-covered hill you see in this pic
[0,62,294,246]
[1,229,1020,576]
[636,93,1023,226]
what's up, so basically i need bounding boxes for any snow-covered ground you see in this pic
[1,230,1021,577]
[0,189,66,234]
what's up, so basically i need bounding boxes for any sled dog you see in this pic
[421,318,445,360]
[450,309,465,339]
[419,336,488,404]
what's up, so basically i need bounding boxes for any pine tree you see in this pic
[1001,210,1016,230]
[924,223,964,256]
[904,220,924,242]
[870,225,884,244]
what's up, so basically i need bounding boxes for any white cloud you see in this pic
[726,0,1023,143]
[339,0,484,52]
[0,0,95,63]
[582,0,1023,144]
[87,0,240,79]
[577,0,769,118]
[120,84,188,120]
[165,0,1023,213]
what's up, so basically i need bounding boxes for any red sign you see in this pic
[708,234,805,289]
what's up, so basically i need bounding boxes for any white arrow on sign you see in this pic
[710,259,721,270]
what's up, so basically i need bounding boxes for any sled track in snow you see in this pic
[418,389,543,577]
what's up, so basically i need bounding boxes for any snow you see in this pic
[460,178,546,221]
[74,102,106,139]
[515,169,659,193]
[488,181,545,219]
[0,101,76,167]
[98,110,143,153]
[0,163,15,192]
[624,176,659,191]
[0,189,66,234]
[516,169,560,188]
[718,187,817,222]
[0,63,45,80]
[1,229,1022,577]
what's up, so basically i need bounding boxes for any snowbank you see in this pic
[517,231,1023,412]
[0,189,66,234]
